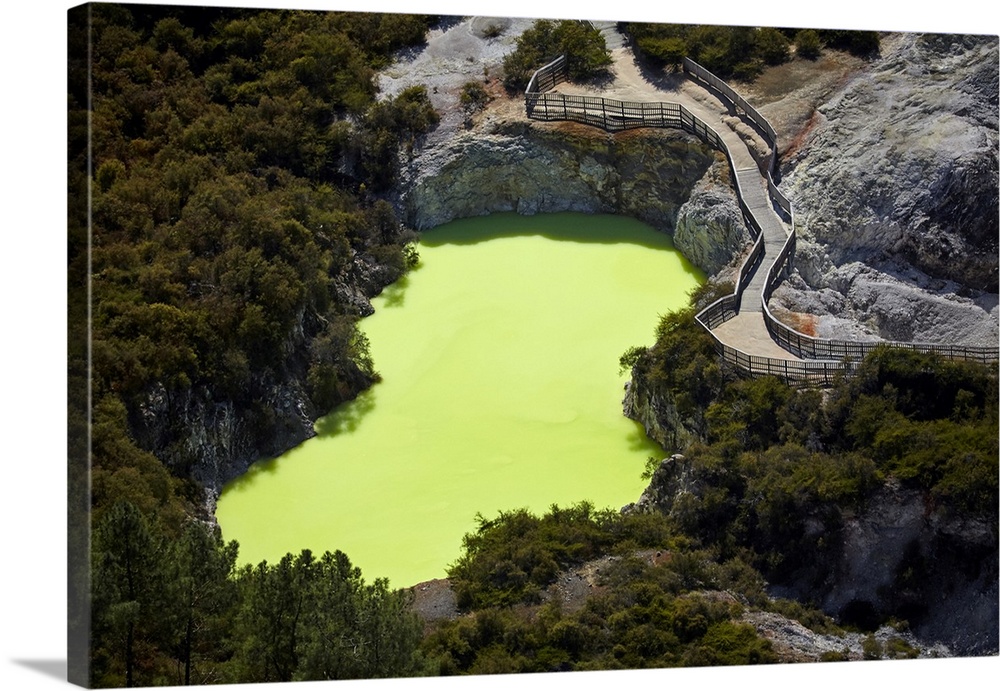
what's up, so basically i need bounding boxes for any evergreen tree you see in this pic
[91,501,169,687]
[166,523,239,685]
[229,551,315,683]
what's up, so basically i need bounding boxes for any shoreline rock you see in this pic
[401,117,730,261]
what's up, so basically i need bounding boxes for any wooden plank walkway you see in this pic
[732,168,790,314]
[523,33,998,379]
[541,37,798,362]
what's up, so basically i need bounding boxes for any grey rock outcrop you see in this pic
[743,612,952,661]
[805,479,999,656]
[402,118,722,247]
[673,161,750,277]
[134,379,316,507]
[621,453,700,517]
[774,32,999,347]
[626,457,999,656]
[622,378,704,454]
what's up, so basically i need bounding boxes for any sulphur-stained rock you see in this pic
[774,32,999,346]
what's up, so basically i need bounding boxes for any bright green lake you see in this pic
[215,212,703,587]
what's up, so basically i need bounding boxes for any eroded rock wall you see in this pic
[403,118,737,261]
[134,378,315,503]
[627,456,999,656]
[673,160,749,277]
[774,32,999,346]
[622,377,704,454]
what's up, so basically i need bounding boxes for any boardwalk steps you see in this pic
[589,20,625,50]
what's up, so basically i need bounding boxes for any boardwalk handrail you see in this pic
[524,55,999,383]
[682,58,998,365]
[525,55,568,117]
[524,63,766,311]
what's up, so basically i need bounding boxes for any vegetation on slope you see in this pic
[624,23,881,79]
[623,292,998,596]
[501,19,612,90]
[69,5,437,686]
[424,503,784,674]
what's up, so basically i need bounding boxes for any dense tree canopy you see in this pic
[89,505,423,686]
[501,19,612,90]
[70,5,437,686]
[625,23,881,79]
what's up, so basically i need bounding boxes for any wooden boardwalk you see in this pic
[524,31,998,382]
[536,40,803,364]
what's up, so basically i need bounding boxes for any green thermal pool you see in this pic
[215,212,703,587]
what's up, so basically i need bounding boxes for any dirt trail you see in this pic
[551,44,773,173]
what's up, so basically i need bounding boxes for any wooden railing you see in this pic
[682,58,999,366]
[523,55,999,383]
[708,334,855,385]
[527,91,723,143]
[525,55,568,113]
[524,62,765,313]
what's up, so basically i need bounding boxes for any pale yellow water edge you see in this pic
[215,212,704,587]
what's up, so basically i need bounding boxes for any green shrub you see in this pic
[862,634,884,660]
[819,29,881,57]
[795,29,822,59]
[683,621,777,665]
[885,636,920,659]
[635,36,687,70]
[459,80,490,114]
[820,649,849,662]
[96,158,127,192]
[756,27,791,65]
[502,19,611,90]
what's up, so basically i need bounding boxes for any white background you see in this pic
[2,1,997,689]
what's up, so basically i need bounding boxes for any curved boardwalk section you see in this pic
[524,53,998,385]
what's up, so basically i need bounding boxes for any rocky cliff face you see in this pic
[622,375,703,453]
[772,32,999,346]
[132,254,400,507]
[805,479,999,656]
[627,456,999,656]
[673,161,750,277]
[134,377,315,504]
[402,116,746,273]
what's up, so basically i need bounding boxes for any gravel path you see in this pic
[378,16,538,144]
